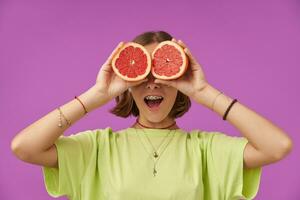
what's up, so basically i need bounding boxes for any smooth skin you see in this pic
[11,39,293,171]
[146,38,293,169]
[11,42,148,168]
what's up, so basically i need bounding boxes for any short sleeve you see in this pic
[42,129,97,199]
[208,132,262,200]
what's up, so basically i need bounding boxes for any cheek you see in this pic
[131,93,144,106]
[170,90,178,99]
[165,91,178,105]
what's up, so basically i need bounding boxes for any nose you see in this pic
[145,73,160,90]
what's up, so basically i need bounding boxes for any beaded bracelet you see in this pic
[57,107,72,128]
[57,96,88,128]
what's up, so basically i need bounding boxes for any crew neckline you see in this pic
[125,127,184,137]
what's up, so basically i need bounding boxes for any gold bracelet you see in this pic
[57,107,72,128]
[75,96,88,114]
[211,91,223,112]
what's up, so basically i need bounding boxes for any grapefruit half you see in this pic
[112,42,151,81]
[151,41,189,80]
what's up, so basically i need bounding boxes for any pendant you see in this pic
[153,151,158,158]
[153,167,157,176]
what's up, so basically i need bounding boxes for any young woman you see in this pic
[11,31,293,200]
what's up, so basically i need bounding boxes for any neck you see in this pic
[132,116,179,130]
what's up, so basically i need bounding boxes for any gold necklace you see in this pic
[133,119,177,177]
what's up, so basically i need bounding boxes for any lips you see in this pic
[143,94,164,109]
[144,98,164,105]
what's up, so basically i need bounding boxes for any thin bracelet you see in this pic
[57,107,72,128]
[223,99,238,120]
[75,96,88,114]
[211,92,223,112]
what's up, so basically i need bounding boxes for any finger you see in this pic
[104,41,125,65]
[102,41,125,72]
[177,39,188,49]
[184,48,197,63]
[171,38,187,51]
[184,48,201,71]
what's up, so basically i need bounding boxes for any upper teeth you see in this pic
[145,96,163,100]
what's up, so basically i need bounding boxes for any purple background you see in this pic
[1,0,299,199]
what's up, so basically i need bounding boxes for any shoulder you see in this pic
[187,129,248,150]
[188,129,246,140]
[56,127,117,145]
[187,129,222,141]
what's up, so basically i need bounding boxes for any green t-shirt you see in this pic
[42,127,262,200]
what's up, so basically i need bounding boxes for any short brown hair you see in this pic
[109,31,191,119]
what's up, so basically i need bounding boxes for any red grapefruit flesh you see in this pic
[151,41,189,80]
[112,42,151,81]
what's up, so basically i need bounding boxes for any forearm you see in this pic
[193,84,293,159]
[11,85,106,156]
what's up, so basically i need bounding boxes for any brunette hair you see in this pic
[109,31,191,119]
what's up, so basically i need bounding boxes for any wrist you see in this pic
[193,84,232,111]
[193,83,217,108]
[78,86,108,112]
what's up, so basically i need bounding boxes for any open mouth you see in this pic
[144,96,164,108]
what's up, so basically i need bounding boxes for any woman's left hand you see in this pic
[154,38,209,100]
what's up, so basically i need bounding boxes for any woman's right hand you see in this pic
[93,41,148,105]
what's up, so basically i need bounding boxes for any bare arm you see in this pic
[193,84,293,168]
[155,38,293,169]
[11,85,107,167]
[11,41,147,168]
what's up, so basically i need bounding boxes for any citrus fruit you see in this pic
[151,41,189,80]
[111,42,151,81]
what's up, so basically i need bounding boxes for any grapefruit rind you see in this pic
[151,41,189,80]
[111,42,152,82]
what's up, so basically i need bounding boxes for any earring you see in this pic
[128,88,132,92]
